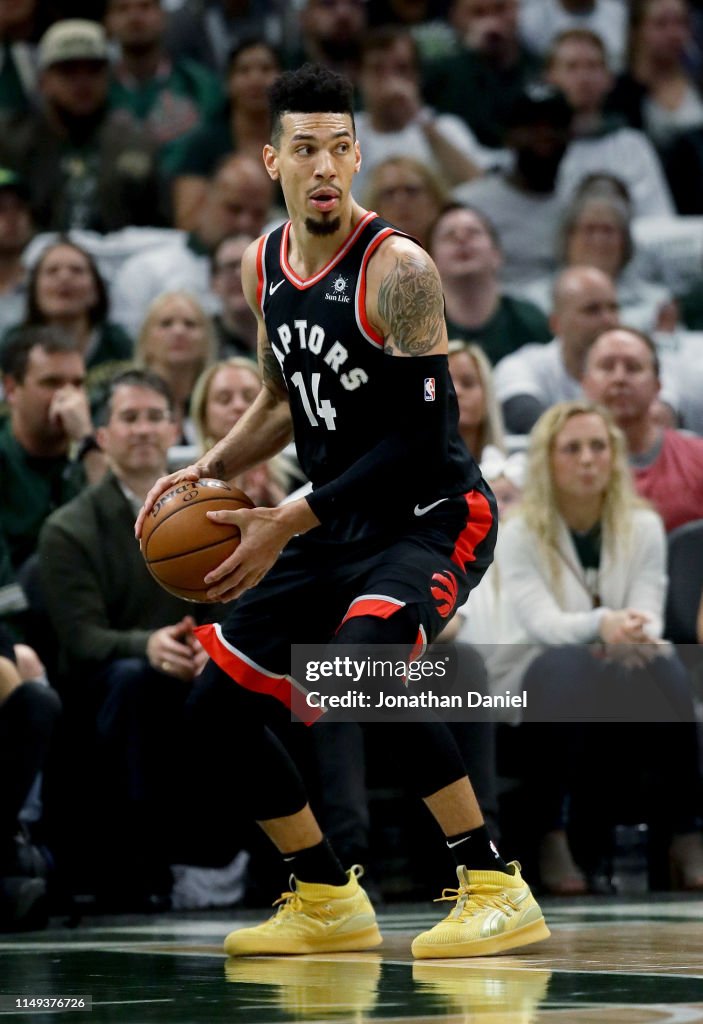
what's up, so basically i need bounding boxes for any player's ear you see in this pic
[354,139,362,174]
[263,145,280,181]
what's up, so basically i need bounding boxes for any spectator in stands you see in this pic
[0,19,166,232]
[288,0,367,86]
[105,0,223,151]
[209,234,257,360]
[364,156,447,251]
[546,29,675,216]
[454,84,572,288]
[135,290,216,443]
[164,0,282,76]
[365,0,457,62]
[430,204,551,364]
[448,340,506,459]
[0,170,33,337]
[521,191,676,333]
[2,240,133,393]
[0,327,105,572]
[38,368,208,909]
[519,0,628,71]
[353,27,490,201]
[582,326,703,531]
[494,265,618,433]
[678,277,703,329]
[166,38,281,230]
[111,153,274,338]
[0,619,61,932]
[493,400,703,892]
[190,357,288,506]
[0,0,45,116]
[425,0,541,151]
[611,0,703,149]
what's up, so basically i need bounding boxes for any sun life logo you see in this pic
[325,275,351,303]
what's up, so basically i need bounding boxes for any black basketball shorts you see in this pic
[195,483,497,719]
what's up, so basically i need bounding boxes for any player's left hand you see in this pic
[203,501,314,601]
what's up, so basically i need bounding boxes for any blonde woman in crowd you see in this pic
[136,291,216,443]
[190,357,289,507]
[447,340,505,461]
[470,400,703,893]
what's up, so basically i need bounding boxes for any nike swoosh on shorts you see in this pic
[414,498,449,516]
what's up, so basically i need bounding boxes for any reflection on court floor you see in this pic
[1,898,703,1022]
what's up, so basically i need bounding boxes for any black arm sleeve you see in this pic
[306,354,450,523]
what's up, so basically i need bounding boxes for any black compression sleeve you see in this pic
[306,353,450,523]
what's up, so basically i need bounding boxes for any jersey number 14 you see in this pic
[291,372,337,431]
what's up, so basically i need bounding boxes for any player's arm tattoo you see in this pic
[209,456,226,479]
[377,253,445,356]
[259,333,288,397]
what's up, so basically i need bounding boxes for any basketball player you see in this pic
[136,64,549,959]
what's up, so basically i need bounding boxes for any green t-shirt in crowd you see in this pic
[424,46,542,149]
[108,58,223,151]
[445,294,551,365]
[0,418,85,571]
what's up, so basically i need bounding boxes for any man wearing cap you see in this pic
[453,83,572,288]
[0,169,33,337]
[0,18,166,232]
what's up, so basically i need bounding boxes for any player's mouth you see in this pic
[309,189,340,212]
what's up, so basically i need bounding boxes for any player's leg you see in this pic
[188,548,382,956]
[331,605,501,865]
[331,513,549,958]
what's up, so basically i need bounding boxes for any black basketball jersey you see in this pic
[256,212,480,545]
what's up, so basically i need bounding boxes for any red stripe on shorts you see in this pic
[194,623,324,726]
[338,595,405,628]
[450,489,494,572]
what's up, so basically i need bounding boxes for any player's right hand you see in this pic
[134,464,202,540]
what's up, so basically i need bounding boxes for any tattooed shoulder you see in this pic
[377,251,445,356]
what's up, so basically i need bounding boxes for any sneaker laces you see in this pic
[270,870,356,923]
[272,890,304,918]
[434,883,517,921]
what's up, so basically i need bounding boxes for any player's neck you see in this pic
[287,202,367,279]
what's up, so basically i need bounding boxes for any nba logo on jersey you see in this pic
[424,377,436,402]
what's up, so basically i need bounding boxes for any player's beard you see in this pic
[305,215,341,237]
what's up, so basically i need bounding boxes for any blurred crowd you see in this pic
[2,0,703,929]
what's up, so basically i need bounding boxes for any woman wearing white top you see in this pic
[465,399,703,893]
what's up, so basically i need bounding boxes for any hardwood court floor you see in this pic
[1,896,703,1022]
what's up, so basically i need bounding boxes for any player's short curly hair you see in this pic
[269,63,355,146]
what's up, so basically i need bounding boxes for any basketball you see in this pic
[140,478,254,601]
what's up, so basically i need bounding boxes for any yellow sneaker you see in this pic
[224,954,382,1018]
[411,862,550,959]
[223,866,382,956]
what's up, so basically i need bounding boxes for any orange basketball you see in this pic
[140,478,254,601]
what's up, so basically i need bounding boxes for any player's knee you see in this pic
[334,606,421,648]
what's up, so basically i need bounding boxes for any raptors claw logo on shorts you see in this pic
[430,570,458,618]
